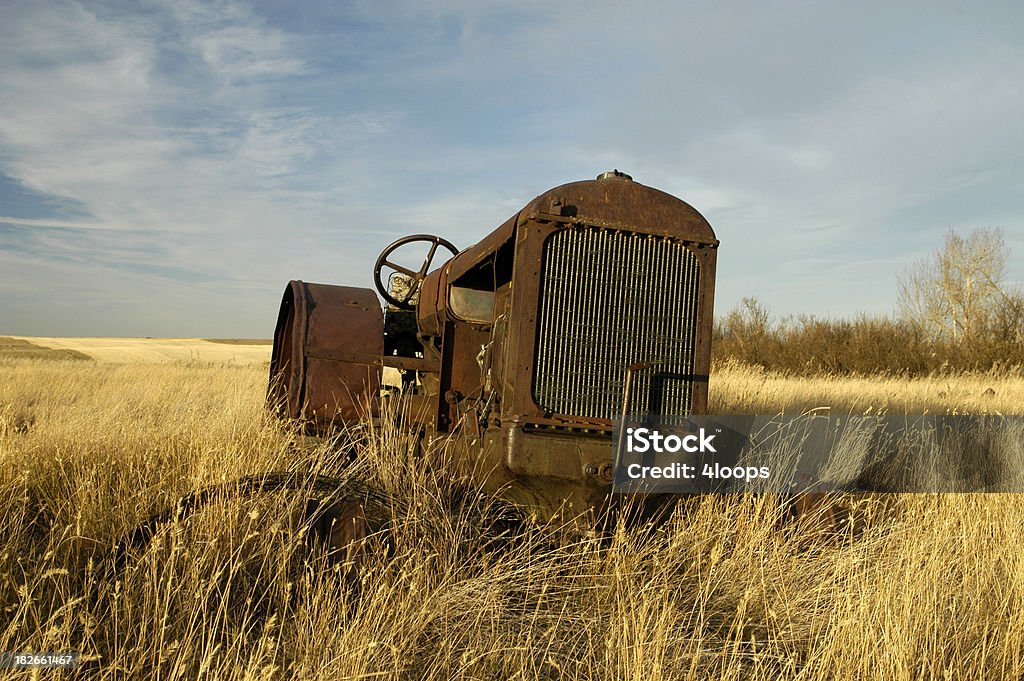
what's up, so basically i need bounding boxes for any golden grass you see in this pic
[0,336,92,362]
[710,359,1024,415]
[8,336,272,364]
[2,357,1024,678]
[202,339,273,345]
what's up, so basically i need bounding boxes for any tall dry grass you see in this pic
[710,359,1024,415]
[2,357,1024,679]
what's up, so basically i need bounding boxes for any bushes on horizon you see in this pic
[713,296,1024,376]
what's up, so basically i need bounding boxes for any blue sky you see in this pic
[1,0,1021,336]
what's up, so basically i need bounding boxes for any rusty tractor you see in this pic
[267,170,718,528]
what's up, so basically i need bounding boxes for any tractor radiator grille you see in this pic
[532,227,701,421]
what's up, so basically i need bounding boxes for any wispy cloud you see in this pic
[0,0,1021,334]
[0,216,122,230]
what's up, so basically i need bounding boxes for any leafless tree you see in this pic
[897,227,1019,345]
[722,296,771,339]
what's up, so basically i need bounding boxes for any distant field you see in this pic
[0,336,92,361]
[203,338,274,345]
[3,336,272,364]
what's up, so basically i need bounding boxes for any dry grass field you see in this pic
[8,336,272,364]
[2,340,1024,679]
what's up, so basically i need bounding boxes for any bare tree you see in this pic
[722,297,771,339]
[718,297,773,364]
[986,288,1024,347]
[897,227,1014,345]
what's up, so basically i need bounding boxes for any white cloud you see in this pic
[1,0,1022,334]
[170,0,307,80]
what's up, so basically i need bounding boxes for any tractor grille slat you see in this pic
[532,228,701,421]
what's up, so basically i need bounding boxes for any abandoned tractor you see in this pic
[268,170,719,525]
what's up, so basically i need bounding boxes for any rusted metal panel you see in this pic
[436,321,490,432]
[504,426,613,483]
[690,246,717,415]
[269,280,307,420]
[502,219,548,420]
[415,262,448,338]
[269,281,382,429]
[442,427,612,524]
[382,355,439,373]
[518,174,718,245]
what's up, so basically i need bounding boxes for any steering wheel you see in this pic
[373,234,459,310]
